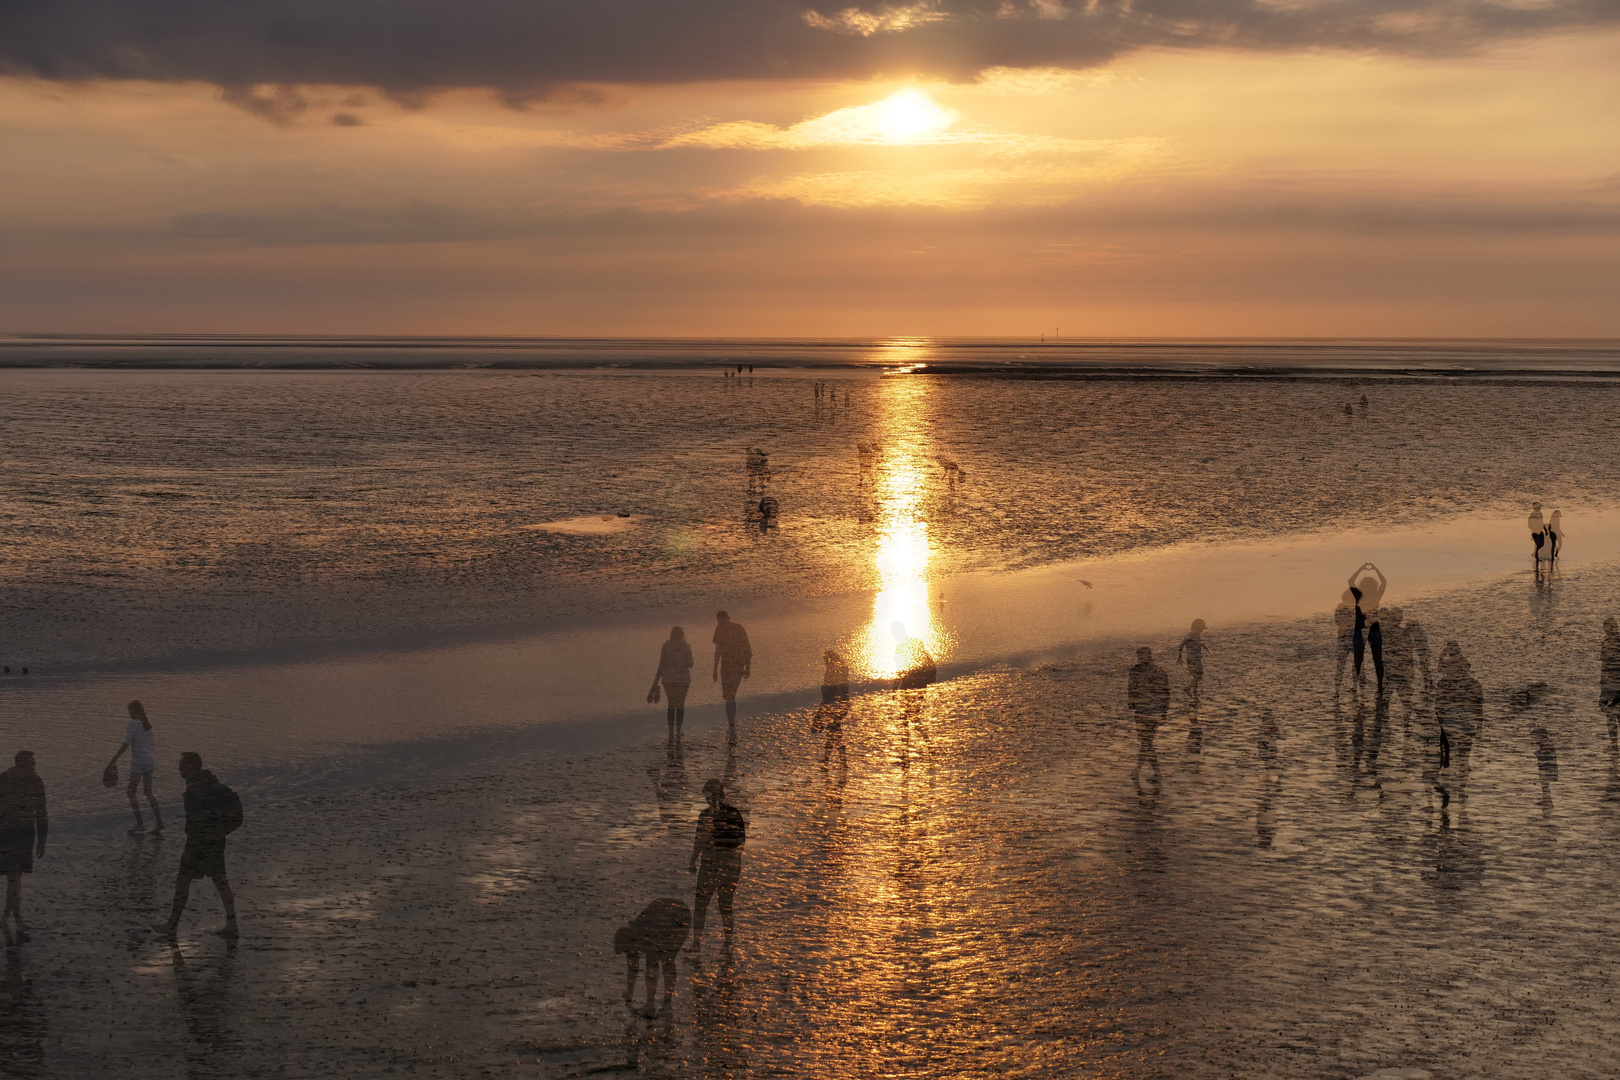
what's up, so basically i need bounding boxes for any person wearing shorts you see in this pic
[711,611,752,728]
[688,779,745,951]
[0,751,47,941]
[107,700,164,835]
[151,753,239,940]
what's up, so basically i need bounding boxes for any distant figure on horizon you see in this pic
[652,627,694,733]
[1348,562,1388,691]
[106,700,164,836]
[1547,509,1563,562]
[615,898,691,1017]
[1529,502,1546,561]
[712,612,752,729]
[1176,619,1209,701]
[0,752,47,942]
[688,779,745,952]
[1127,647,1170,785]
[890,622,937,691]
[151,753,242,940]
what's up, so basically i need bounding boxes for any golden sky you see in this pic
[2,3,1618,336]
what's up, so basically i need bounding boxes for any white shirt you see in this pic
[124,718,156,772]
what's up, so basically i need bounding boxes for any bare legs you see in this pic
[126,771,163,834]
[154,871,237,939]
[624,953,678,1015]
[2,871,21,932]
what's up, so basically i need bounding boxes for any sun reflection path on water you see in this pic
[856,376,953,679]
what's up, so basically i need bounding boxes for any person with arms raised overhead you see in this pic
[151,752,243,941]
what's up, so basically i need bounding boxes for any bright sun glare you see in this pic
[871,88,954,143]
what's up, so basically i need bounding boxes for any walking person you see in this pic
[687,779,745,953]
[1127,647,1170,785]
[151,753,243,940]
[0,752,46,941]
[1348,563,1388,691]
[1529,502,1546,561]
[711,612,752,729]
[651,627,694,734]
[1176,619,1210,701]
[106,700,164,836]
[1547,509,1563,562]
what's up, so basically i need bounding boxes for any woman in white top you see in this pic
[1348,563,1388,691]
[107,700,163,835]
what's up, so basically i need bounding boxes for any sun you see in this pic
[871,88,954,144]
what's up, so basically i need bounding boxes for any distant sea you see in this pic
[4,334,1620,376]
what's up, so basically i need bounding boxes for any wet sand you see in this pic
[9,559,1620,1079]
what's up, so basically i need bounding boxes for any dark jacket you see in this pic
[183,770,236,842]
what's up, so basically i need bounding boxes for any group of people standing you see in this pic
[0,700,244,948]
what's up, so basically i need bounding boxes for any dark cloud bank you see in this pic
[4,0,1619,97]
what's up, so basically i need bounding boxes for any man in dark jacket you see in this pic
[0,751,47,939]
[152,752,240,940]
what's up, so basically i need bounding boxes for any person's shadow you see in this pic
[166,939,239,1076]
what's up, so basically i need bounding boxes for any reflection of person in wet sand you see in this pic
[1127,648,1169,784]
[615,898,691,1017]
[891,622,936,691]
[107,700,164,836]
[815,650,851,768]
[1434,643,1483,804]
[1533,727,1559,816]
[1176,620,1209,700]
[1348,563,1387,691]
[688,780,746,953]
[0,752,47,941]
[151,753,242,940]
[652,627,694,733]
[711,612,752,729]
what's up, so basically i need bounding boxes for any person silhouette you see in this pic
[615,898,691,1017]
[107,700,164,836]
[1434,643,1483,803]
[1176,619,1209,700]
[0,752,46,941]
[1380,608,1414,710]
[711,612,752,729]
[1347,563,1388,691]
[1547,509,1563,562]
[816,649,851,768]
[652,627,694,733]
[1406,616,1433,692]
[151,753,242,940]
[890,622,936,691]
[1602,617,1620,711]
[1528,502,1546,561]
[688,780,745,952]
[1127,647,1170,785]
[1333,591,1357,696]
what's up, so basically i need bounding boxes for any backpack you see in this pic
[711,804,746,850]
[218,784,244,834]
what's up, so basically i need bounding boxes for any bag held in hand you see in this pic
[102,763,118,789]
[647,678,662,705]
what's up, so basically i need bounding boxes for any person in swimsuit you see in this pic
[1528,503,1546,561]
[652,627,694,733]
[1348,563,1388,691]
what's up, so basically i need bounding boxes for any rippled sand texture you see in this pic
[4,368,1620,668]
[9,562,1619,1078]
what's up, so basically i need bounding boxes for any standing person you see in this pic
[816,649,851,767]
[890,622,937,691]
[1601,617,1620,710]
[1333,591,1357,696]
[1348,563,1388,691]
[687,779,745,953]
[1176,619,1210,701]
[1528,502,1546,561]
[1547,509,1563,562]
[1434,643,1483,801]
[1127,648,1170,784]
[711,612,752,729]
[151,753,242,940]
[651,627,694,734]
[1380,608,1414,709]
[0,752,46,940]
[107,700,164,836]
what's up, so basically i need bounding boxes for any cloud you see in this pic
[145,185,1620,246]
[3,0,1618,98]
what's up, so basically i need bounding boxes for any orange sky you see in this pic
[2,14,1618,336]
